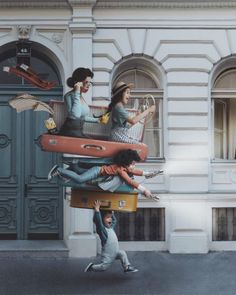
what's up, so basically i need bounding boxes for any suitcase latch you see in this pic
[118,200,126,208]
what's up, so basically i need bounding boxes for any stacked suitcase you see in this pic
[39,101,148,212]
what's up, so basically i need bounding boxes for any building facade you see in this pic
[1,0,236,256]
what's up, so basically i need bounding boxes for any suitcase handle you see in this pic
[100,200,111,209]
[81,144,106,151]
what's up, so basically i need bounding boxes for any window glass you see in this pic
[0,49,60,85]
[212,66,236,160]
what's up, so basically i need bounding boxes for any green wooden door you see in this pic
[0,85,63,239]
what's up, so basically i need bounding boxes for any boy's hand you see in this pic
[94,200,101,212]
[144,189,152,198]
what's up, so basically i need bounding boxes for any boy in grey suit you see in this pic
[84,200,138,273]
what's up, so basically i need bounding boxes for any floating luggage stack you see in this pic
[39,100,149,212]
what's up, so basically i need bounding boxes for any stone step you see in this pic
[0,240,69,258]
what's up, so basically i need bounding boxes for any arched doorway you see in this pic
[0,42,63,240]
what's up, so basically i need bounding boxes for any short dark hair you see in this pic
[100,210,113,220]
[113,149,141,167]
[67,67,94,88]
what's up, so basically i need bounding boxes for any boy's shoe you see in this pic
[84,263,94,272]
[124,265,139,273]
[48,165,59,180]
[145,170,163,179]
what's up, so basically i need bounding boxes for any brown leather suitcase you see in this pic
[70,189,138,212]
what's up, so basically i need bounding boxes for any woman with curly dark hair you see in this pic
[59,67,100,137]
[48,149,162,200]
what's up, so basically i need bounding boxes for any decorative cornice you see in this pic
[68,0,97,6]
[96,1,236,9]
[1,0,236,9]
[0,1,69,8]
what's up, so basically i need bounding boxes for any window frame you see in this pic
[211,89,236,162]
[130,89,164,161]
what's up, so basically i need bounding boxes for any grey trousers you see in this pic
[92,250,130,272]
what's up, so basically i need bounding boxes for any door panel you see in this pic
[0,86,63,239]
[0,97,19,238]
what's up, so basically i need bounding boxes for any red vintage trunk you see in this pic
[39,133,148,160]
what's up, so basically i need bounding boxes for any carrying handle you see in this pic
[81,144,106,151]
[100,200,111,209]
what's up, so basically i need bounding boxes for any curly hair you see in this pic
[113,149,141,167]
[66,67,94,88]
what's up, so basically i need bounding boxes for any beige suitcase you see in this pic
[70,189,138,212]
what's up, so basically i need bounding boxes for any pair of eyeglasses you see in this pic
[83,81,93,86]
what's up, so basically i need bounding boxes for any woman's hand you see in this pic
[143,189,152,198]
[74,82,83,92]
[148,105,156,113]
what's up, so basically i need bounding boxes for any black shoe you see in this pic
[48,165,59,180]
[124,265,138,273]
[84,263,94,272]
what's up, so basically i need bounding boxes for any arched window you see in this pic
[0,45,61,86]
[113,60,163,159]
[212,67,236,160]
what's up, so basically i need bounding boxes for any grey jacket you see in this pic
[93,211,117,247]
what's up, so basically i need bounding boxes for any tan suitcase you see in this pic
[70,189,138,212]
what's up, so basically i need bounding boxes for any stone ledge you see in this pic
[0,240,69,259]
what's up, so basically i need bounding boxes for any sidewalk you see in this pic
[0,251,236,295]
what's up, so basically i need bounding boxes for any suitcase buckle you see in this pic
[118,200,126,208]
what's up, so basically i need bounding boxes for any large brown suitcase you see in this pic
[70,189,138,212]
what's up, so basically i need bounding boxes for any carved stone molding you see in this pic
[96,1,236,9]
[52,32,64,44]
[68,0,97,7]
[1,1,236,9]
[0,1,69,8]
[17,25,31,40]
[36,29,66,50]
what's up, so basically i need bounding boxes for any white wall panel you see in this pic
[167,71,209,84]
[169,130,208,143]
[94,29,132,57]
[168,115,208,128]
[168,145,209,159]
[210,164,236,191]
[168,100,208,113]
[92,85,110,99]
[225,30,236,55]
[170,202,206,230]
[128,29,146,54]
[168,86,208,98]
[93,42,122,63]
[163,57,213,72]
[93,57,114,71]
[163,160,208,175]
[156,43,220,63]
[93,71,110,83]
[169,176,208,192]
